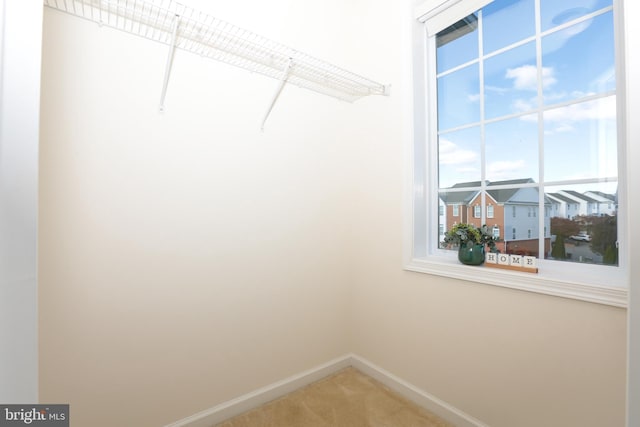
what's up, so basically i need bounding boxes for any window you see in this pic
[453,204,459,216]
[492,226,500,239]
[407,0,627,306]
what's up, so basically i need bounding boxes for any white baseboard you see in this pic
[164,354,352,427]
[165,353,489,427]
[350,354,490,427]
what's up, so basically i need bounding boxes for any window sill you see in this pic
[404,255,628,307]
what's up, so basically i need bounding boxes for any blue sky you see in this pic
[436,0,617,194]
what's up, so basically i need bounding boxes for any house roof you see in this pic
[449,181,484,189]
[441,178,613,207]
[441,180,480,204]
[560,190,600,203]
[442,178,536,204]
[547,193,577,204]
[488,178,535,186]
[486,188,520,203]
[439,190,477,204]
[586,191,617,202]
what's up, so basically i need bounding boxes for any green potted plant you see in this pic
[443,223,499,265]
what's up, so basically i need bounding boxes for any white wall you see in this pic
[0,0,41,404]
[38,2,362,425]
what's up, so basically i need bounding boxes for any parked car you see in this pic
[570,232,591,242]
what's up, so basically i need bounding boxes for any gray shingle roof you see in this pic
[547,193,578,204]
[561,190,600,203]
[439,191,477,204]
[443,178,535,204]
[587,191,616,201]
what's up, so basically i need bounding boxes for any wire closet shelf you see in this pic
[43,0,390,104]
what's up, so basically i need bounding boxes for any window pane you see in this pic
[544,96,617,182]
[483,0,535,55]
[437,64,480,130]
[540,0,612,32]
[484,42,537,119]
[439,188,480,250]
[436,15,479,74]
[546,183,618,265]
[485,114,538,182]
[438,126,481,188]
[430,0,620,272]
[497,186,543,257]
[542,12,615,105]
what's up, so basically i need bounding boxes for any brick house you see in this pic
[440,179,551,257]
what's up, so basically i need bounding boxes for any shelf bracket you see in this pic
[260,58,293,131]
[159,15,180,112]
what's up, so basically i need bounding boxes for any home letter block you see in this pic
[509,255,523,266]
[523,256,537,268]
[486,252,498,264]
[497,253,510,265]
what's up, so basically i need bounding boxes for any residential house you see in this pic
[557,190,601,216]
[440,179,551,256]
[584,190,618,216]
[546,192,581,219]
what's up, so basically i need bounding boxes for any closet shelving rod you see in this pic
[43,0,390,104]
[261,57,293,131]
[159,14,179,112]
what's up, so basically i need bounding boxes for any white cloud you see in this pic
[512,98,535,112]
[485,85,508,94]
[468,93,481,103]
[554,124,574,133]
[438,139,481,187]
[439,138,478,166]
[505,65,557,91]
[544,96,616,123]
[544,91,569,103]
[487,159,528,180]
[521,96,616,134]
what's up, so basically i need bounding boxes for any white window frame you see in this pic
[473,205,481,218]
[487,204,494,218]
[404,0,628,307]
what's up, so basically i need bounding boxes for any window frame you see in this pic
[404,0,628,307]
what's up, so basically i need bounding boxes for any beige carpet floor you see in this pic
[215,367,456,427]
